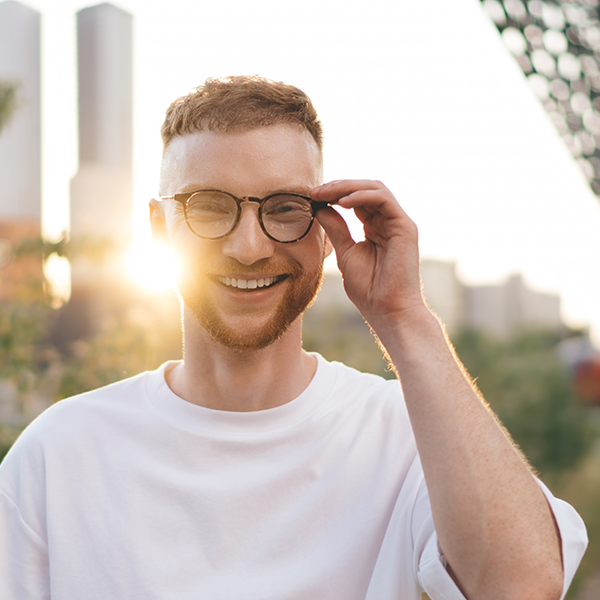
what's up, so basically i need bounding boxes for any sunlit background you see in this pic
[18,0,600,346]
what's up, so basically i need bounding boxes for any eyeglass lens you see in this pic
[185,191,313,242]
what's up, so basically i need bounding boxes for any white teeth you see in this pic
[218,276,281,289]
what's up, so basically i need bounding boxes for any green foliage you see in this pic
[552,431,600,599]
[0,301,62,410]
[0,81,18,134]
[0,302,53,380]
[452,328,595,480]
[0,426,21,463]
[56,306,181,400]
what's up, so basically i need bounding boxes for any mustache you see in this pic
[193,257,304,277]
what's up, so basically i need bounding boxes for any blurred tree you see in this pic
[56,303,181,400]
[303,306,394,380]
[0,298,57,460]
[452,329,595,481]
[548,417,600,600]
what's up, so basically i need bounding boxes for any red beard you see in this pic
[178,256,324,352]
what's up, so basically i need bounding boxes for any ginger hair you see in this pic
[161,75,323,152]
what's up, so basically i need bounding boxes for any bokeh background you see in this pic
[1,0,600,597]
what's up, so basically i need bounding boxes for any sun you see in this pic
[125,239,181,293]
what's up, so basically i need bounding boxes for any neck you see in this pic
[166,307,316,412]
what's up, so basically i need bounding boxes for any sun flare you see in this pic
[44,253,72,307]
[125,240,181,293]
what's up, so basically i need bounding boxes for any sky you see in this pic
[20,0,600,346]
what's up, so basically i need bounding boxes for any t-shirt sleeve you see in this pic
[536,478,589,599]
[413,477,588,600]
[0,489,50,600]
[412,480,467,600]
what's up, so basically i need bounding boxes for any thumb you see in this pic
[315,207,355,261]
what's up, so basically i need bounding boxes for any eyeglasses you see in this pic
[159,189,326,244]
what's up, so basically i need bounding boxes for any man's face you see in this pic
[154,123,331,351]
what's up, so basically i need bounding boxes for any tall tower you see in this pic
[70,2,133,245]
[0,0,41,223]
[0,1,42,301]
[61,3,133,342]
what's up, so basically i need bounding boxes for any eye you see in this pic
[263,195,312,221]
[186,192,236,221]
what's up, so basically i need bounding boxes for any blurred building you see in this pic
[70,2,133,246]
[464,272,562,337]
[310,260,564,341]
[0,0,41,223]
[61,2,134,344]
[418,260,465,333]
[0,1,42,301]
[421,259,563,338]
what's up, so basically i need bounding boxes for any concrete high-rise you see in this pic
[70,2,133,245]
[59,3,134,343]
[0,0,41,222]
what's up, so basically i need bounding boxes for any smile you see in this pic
[218,275,282,290]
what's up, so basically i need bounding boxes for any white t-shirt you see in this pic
[0,355,588,600]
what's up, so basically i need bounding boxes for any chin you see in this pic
[180,258,324,352]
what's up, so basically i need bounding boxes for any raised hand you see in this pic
[311,179,425,331]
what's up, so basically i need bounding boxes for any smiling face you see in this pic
[153,123,330,351]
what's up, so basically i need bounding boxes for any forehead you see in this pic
[160,124,323,197]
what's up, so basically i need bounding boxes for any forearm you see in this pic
[374,305,564,600]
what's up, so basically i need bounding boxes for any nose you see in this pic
[221,202,276,265]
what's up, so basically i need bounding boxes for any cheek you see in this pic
[166,209,190,239]
[296,239,327,275]
[308,226,330,261]
[167,224,210,282]
[166,211,207,260]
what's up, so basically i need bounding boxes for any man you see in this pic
[0,76,587,599]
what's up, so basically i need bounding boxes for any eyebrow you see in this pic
[174,185,314,197]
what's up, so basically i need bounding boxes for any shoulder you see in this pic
[2,363,171,464]
[314,354,409,422]
[318,354,402,397]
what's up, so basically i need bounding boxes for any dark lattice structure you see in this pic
[481,0,600,196]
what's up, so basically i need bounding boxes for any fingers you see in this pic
[314,206,356,260]
[311,180,406,220]
[311,179,388,201]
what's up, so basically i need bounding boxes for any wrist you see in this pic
[368,301,440,340]
[368,304,448,367]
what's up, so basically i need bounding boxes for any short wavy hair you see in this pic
[161,75,323,152]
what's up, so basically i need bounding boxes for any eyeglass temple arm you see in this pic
[311,200,334,211]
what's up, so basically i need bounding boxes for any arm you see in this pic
[312,179,564,600]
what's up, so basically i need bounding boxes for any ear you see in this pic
[149,198,167,241]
